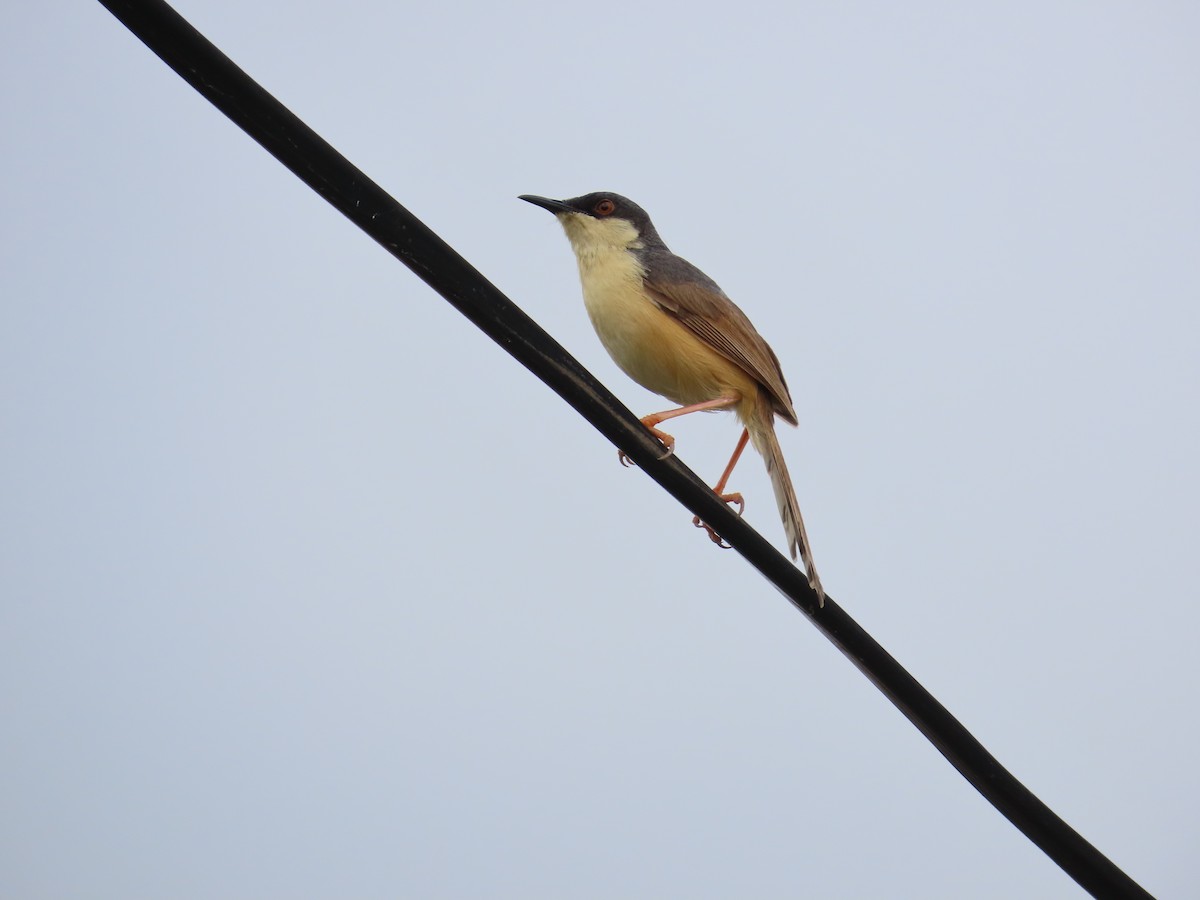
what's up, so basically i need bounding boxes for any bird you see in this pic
[520,191,823,604]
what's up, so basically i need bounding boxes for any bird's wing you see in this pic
[644,275,797,425]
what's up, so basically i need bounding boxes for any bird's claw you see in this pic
[692,516,732,548]
[691,492,745,550]
[616,431,675,467]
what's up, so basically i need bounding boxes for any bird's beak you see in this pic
[519,194,575,215]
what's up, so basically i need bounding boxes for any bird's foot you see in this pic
[617,421,676,467]
[691,492,745,549]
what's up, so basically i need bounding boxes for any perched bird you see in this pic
[520,192,823,603]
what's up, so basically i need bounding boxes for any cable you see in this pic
[95,2,1154,896]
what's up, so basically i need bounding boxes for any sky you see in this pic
[2,2,1198,897]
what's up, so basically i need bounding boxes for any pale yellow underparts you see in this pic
[557,212,758,415]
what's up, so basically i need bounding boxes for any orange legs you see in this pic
[693,427,750,548]
[616,397,749,550]
[617,396,739,466]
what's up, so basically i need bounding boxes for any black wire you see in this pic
[95,2,1154,897]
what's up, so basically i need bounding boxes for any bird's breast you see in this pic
[574,247,755,408]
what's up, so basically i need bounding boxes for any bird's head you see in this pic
[520,192,663,259]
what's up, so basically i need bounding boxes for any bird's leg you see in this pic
[617,395,739,466]
[694,427,750,548]
[710,427,750,512]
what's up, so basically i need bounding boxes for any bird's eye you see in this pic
[594,199,616,216]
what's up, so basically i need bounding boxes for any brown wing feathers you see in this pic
[644,279,798,425]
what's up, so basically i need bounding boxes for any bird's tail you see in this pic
[745,400,824,605]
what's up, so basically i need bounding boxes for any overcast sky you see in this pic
[3,2,1197,897]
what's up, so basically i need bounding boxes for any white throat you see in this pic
[557,213,645,268]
